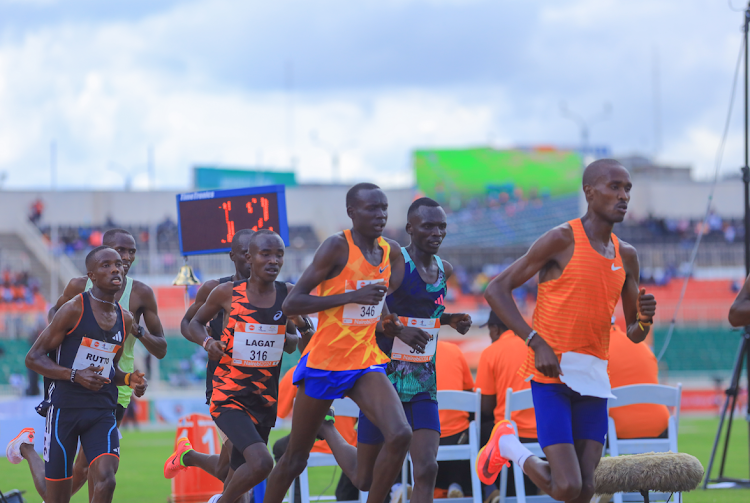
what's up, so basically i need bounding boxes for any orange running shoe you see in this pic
[475,420,514,485]
[164,437,193,479]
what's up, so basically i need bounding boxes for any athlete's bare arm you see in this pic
[619,241,656,343]
[284,282,313,352]
[729,274,750,326]
[110,311,147,396]
[180,279,220,343]
[27,297,111,391]
[47,276,88,323]
[131,280,167,359]
[484,225,575,378]
[439,261,472,334]
[189,282,234,361]
[282,234,387,316]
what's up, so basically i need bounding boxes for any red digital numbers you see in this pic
[220,201,236,244]
[221,196,274,243]
[250,197,273,232]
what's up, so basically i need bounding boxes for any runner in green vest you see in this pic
[9,228,166,502]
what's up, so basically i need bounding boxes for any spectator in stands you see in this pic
[29,198,44,225]
[275,365,359,502]
[608,319,670,439]
[435,340,475,498]
[474,311,537,499]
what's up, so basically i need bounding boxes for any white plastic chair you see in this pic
[498,388,555,503]
[394,390,482,503]
[608,383,683,503]
[291,397,366,503]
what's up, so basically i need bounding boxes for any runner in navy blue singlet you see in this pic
[24,246,147,503]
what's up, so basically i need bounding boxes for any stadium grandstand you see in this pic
[0,151,745,408]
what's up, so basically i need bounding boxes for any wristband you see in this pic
[526,330,537,346]
[124,373,131,386]
[203,336,213,349]
[70,369,77,383]
[636,313,653,326]
[133,325,144,339]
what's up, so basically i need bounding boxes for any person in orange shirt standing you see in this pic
[482,159,657,503]
[434,340,475,498]
[274,364,359,502]
[474,311,537,499]
[608,320,669,439]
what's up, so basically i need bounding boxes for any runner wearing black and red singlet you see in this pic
[187,230,310,503]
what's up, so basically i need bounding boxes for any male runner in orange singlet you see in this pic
[479,159,657,503]
[264,183,429,503]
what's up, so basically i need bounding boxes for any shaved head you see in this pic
[231,229,255,254]
[582,159,626,188]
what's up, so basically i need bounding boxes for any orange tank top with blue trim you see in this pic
[521,218,627,384]
[303,229,391,371]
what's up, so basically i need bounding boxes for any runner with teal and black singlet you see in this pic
[319,197,472,503]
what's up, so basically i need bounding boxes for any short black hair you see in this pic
[248,229,283,252]
[231,229,255,253]
[484,310,508,332]
[407,197,441,219]
[85,246,115,272]
[102,228,133,245]
[346,182,381,208]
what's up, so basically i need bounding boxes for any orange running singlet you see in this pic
[521,218,627,384]
[303,229,391,371]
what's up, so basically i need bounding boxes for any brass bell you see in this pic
[173,264,201,286]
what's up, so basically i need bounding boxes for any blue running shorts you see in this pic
[530,381,608,449]
[358,396,440,444]
[293,353,387,400]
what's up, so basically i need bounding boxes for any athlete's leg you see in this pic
[19,442,47,500]
[183,446,226,480]
[88,454,119,503]
[319,421,382,490]
[264,381,333,503]
[219,442,274,503]
[347,372,412,503]
[520,444,581,501]
[571,439,604,503]
[46,480,73,503]
[409,429,440,503]
[71,448,89,497]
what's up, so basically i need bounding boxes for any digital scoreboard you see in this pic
[176,185,289,256]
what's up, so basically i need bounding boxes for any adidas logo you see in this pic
[434,294,445,306]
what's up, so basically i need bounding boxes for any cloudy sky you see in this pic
[0,0,745,190]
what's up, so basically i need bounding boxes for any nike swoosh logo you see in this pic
[379,265,389,273]
[611,264,622,271]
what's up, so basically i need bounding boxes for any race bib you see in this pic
[232,322,285,368]
[72,337,121,378]
[342,279,387,326]
[391,317,440,362]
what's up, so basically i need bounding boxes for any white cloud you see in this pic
[0,0,746,191]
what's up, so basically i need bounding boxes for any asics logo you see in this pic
[611,264,622,271]
[274,311,283,321]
